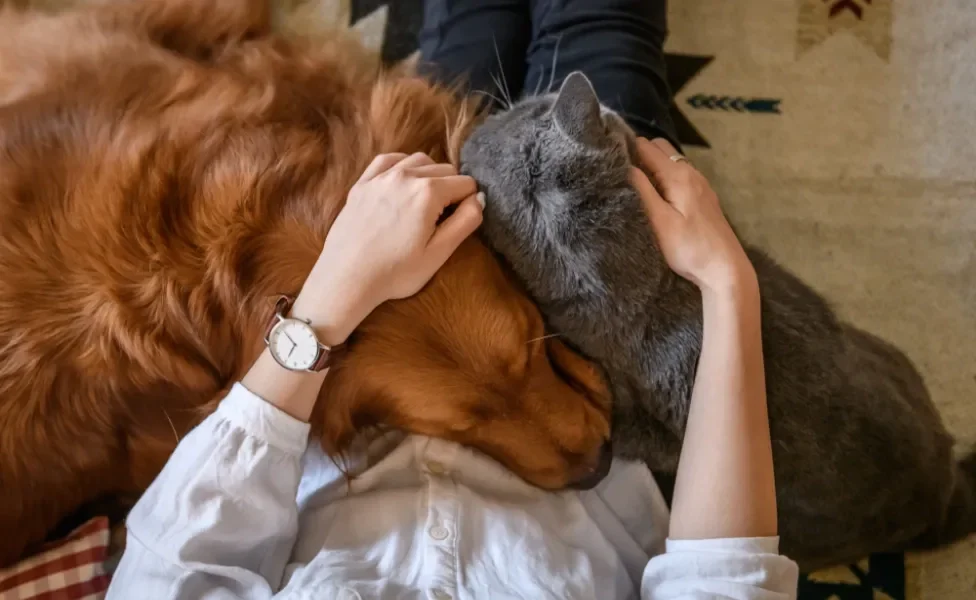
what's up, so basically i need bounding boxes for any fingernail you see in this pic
[476,191,486,210]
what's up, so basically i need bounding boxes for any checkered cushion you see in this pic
[0,517,111,600]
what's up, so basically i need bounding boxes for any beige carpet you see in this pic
[666,1,976,598]
[9,0,975,597]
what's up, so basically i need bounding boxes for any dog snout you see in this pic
[568,439,613,490]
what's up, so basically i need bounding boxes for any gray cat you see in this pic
[461,71,976,570]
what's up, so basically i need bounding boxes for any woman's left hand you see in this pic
[629,138,753,297]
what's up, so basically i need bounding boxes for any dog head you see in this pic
[315,237,613,490]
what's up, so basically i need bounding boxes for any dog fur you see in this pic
[0,0,612,566]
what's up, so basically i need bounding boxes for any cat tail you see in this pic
[908,449,976,551]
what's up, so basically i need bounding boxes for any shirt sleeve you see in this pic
[641,537,799,600]
[107,384,310,600]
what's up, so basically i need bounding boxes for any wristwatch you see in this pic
[263,295,343,372]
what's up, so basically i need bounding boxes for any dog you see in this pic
[0,0,612,566]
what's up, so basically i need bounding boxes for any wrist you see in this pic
[290,268,376,347]
[242,351,326,422]
[700,260,759,308]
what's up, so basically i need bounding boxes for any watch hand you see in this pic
[283,332,296,345]
[287,344,296,358]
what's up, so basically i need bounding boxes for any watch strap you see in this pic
[309,344,334,372]
[265,295,345,372]
[263,295,293,342]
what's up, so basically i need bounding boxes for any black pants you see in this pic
[418,0,677,144]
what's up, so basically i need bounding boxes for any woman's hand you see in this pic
[629,138,754,296]
[631,139,776,540]
[245,152,482,421]
[292,152,484,345]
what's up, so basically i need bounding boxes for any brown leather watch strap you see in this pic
[309,344,335,372]
[264,295,294,341]
[265,294,345,372]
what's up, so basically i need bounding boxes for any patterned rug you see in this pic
[11,1,975,598]
[662,2,976,598]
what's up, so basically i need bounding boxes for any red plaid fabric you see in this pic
[0,517,110,600]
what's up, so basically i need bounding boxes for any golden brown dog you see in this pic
[0,0,611,566]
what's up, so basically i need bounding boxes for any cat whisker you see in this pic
[612,106,659,135]
[526,332,562,345]
[472,89,507,110]
[492,38,514,108]
[546,34,563,95]
[490,72,511,110]
[163,409,180,444]
[532,72,544,98]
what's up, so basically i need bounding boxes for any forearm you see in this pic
[112,263,356,597]
[669,273,778,540]
[242,256,368,422]
[242,350,327,422]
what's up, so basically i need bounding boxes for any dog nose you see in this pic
[568,439,613,490]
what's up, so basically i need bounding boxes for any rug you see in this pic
[9,1,975,598]
[662,2,976,598]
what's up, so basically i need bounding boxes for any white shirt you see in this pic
[108,384,798,599]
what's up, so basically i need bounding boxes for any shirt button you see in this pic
[429,590,452,600]
[428,525,450,541]
[426,460,448,475]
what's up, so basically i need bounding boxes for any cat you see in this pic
[461,71,976,570]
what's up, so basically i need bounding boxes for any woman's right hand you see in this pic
[292,152,484,345]
[629,138,755,296]
[246,152,482,421]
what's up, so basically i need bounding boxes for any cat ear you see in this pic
[551,71,603,146]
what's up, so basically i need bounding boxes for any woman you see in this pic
[108,1,799,598]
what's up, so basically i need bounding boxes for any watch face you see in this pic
[268,318,319,371]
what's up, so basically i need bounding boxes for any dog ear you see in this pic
[368,77,484,167]
[545,337,612,413]
[94,0,271,58]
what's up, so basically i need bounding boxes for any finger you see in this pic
[630,167,679,227]
[650,137,684,161]
[404,163,458,179]
[358,153,408,182]
[635,137,681,185]
[427,175,478,208]
[421,193,484,276]
[651,138,698,179]
[395,152,436,170]
[649,138,723,214]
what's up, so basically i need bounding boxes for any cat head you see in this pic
[461,71,667,310]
